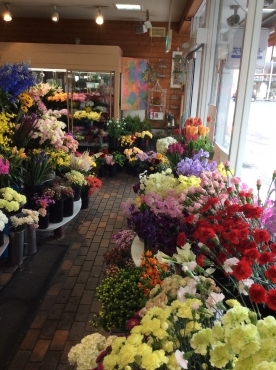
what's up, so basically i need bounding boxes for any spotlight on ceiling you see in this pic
[144,10,152,29]
[96,8,104,25]
[51,5,59,22]
[226,5,240,27]
[3,3,12,22]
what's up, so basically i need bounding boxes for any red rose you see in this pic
[267,289,276,311]
[265,266,276,283]
[253,229,270,243]
[257,252,275,265]
[248,284,267,304]
[232,259,252,280]
[177,232,186,247]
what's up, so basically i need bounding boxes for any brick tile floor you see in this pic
[0,172,137,370]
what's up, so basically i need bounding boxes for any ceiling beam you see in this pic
[178,0,204,34]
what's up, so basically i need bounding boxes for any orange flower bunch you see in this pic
[138,250,169,296]
[47,92,68,102]
[184,117,210,138]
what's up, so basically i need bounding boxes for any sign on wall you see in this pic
[226,28,269,69]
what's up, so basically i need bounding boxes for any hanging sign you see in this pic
[226,28,269,69]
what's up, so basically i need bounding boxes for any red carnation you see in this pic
[244,248,260,262]
[232,259,252,280]
[194,227,217,245]
[265,266,276,283]
[226,204,241,216]
[267,289,276,311]
[177,232,186,247]
[196,254,206,267]
[270,243,276,253]
[257,252,275,265]
[240,204,262,219]
[248,284,267,304]
[183,214,194,224]
[253,229,270,243]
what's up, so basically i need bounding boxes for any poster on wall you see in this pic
[121,58,148,110]
[226,28,269,69]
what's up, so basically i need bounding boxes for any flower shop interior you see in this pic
[1,0,276,369]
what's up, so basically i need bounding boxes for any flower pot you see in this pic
[81,189,90,210]
[63,197,74,217]
[98,165,106,178]
[132,166,141,177]
[38,212,49,230]
[143,238,153,252]
[0,230,4,247]
[8,228,25,266]
[108,165,117,178]
[108,136,119,149]
[49,199,64,223]
[136,138,148,152]
[72,184,81,201]
[126,163,133,175]
[23,184,44,208]
[24,225,37,255]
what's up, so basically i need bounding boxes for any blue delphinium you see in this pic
[0,62,37,103]
[176,148,217,176]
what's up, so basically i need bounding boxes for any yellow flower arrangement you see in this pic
[0,112,16,147]
[0,187,26,214]
[18,92,33,113]
[31,148,70,170]
[64,170,86,186]
[135,130,153,139]
[119,135,136,147]
[73,110,101,121]
[47,92,68,102]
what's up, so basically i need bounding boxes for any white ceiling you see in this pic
[0,0,189,23]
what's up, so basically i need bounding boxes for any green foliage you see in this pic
[111,151,125,167]
[91,266,145,332]
[122,115,152,135]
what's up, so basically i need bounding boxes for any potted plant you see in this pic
[112,151,125,170]
[32,192,55,229]
[106,118,124,148]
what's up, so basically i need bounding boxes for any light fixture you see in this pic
[144,10,152,30]
[226,5,240,27]
[96,8,104,25]
[51,5,59,22]
[3,3,12,22]
[115,4,141,10]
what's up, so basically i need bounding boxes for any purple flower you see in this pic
[176,150,217,177]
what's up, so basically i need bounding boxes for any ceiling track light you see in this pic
[96,7,104,25]
[3,3,12,22]
[51,5,59,22]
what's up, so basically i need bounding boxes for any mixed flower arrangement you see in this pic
[10,208,39,232]
[83,175,102,196]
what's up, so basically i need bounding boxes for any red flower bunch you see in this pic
[182,168,276,312]
[84,175,102,196]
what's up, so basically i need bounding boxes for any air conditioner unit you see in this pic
[149,27,166,37]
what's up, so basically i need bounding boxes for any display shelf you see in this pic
[37,199,81,237]
[0,235,9,257]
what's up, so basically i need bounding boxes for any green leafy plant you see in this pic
[112,151,125,167]
[21,151,52,186]
[91,266,145,332]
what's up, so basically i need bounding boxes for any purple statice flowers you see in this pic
[176,148,217,177]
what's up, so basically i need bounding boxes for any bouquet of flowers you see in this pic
[69,151,96,174]
[32,192,55,216]
[135,130,153,139]
[93,151,109,167]
[0,156,10,188]
[0,147,27,186]
[64,170,86,187]
[106,117,125,138]
[10,208,39,232]
[0,187,26,215]
[119,134,136,147]
[68,333,117,370]
[73,109,101,121]
[156,136,177,154]
[82,175,102,196]
[123,147,144,167]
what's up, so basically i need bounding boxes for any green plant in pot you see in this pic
[21,151,52,186]
[112,151,125,167]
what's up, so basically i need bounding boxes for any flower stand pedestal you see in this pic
[8,229,25,266]
[24,225,37,255]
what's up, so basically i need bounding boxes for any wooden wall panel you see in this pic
[0,18,190,127]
